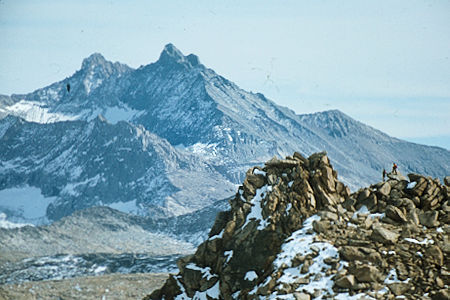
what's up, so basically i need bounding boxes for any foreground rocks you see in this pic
[147,152,449,299]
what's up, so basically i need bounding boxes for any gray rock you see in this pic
[419,211,440,227]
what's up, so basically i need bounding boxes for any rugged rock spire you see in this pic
[81,53,108,70]
[147,152,449,300]
[157,43,203,68]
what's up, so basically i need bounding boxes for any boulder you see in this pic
[385,205,407,223]
[419,211,440,227]
[339,246,381,263]
[378,182,391,197]
[352,265,383,282]
[335,274,356,289]
[426,245,444,266]
[432,289,450,300]
[388,282,411,296]
[371,225,399,244]
[313,220,330,233]
[444,176,450,187]
[294,292,311,300]
[357,189,371,202]
[410,178,428,197]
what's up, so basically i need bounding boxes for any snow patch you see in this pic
[242,185,270,230]
[186,142,219,159]
[384,268,411,284]
[209,229,224,240]
[244,271,258,281]
[286,203,292,214]
[94,265,107,274]
[407,181,417,189]
[0,213,34,229]
[103,105,144,124]
[268,215,341,299]
[253,169,266,176]
[404,237,434,245]
[224,250,233,264]
[191,281,220,299]
[352,205,385,219]
[185,264,215,280]
[3,100,77,123]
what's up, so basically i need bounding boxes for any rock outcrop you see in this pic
[146,152,449,299]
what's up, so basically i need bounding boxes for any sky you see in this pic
[1,0,449,149]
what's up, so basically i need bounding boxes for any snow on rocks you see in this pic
[147,152,450,300]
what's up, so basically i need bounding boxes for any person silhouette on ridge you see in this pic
[392,163,398,175]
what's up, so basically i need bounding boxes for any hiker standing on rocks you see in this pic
[383,169,387,181]
[392,163,398,174]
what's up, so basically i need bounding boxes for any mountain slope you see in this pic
[0,115,235,221]
[0,206,195,264]
[298,110,450,187]
[0,44,449,222]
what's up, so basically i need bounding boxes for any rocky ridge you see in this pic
[148,152,449,300]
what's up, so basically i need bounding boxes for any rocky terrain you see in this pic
[0,201,232,286]
[0,273,168,300]
[0,206,195,264]
[149,152,449,299]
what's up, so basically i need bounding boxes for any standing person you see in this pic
[383,169,387,181]
[392,163,398,174]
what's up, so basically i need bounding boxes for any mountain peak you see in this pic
[161,43,185,60]
[81,53,108,70]
[157,43,202,68]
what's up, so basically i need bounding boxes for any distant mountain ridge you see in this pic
[0,43,449,223]
[0,115,235,222]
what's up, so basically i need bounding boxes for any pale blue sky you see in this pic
[1,0,449,148]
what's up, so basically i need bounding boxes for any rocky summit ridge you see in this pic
[148,152,449,300]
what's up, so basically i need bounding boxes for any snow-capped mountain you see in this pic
[1,44,449,223]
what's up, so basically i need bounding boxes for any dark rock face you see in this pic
[147,153,449,300]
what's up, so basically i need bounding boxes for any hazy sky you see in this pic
[1,0,449,149]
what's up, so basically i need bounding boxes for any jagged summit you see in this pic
[79,52,132,81]
[160,43,185,61]
[81,53,108,69]
[157,43,203,68]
